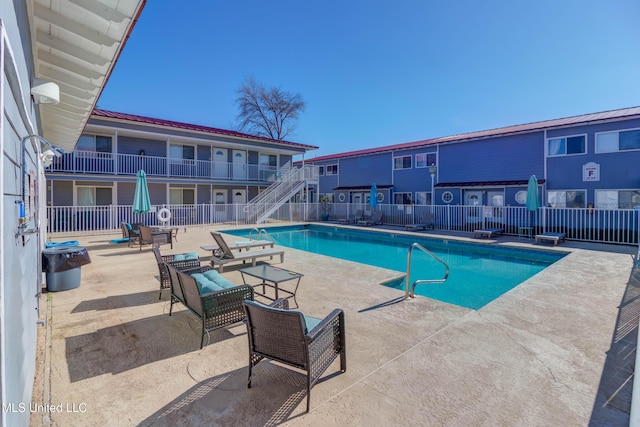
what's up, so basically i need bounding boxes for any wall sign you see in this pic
[583,162,600,182]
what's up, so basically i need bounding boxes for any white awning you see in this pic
[28,0,145,151]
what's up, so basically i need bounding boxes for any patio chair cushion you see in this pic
[243,299,321,334]
[125,222,132,230]
[172,252,199,261]
[191,270,236,294]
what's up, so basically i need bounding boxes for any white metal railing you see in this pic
[46,151,280,182]
[45,202,640,245]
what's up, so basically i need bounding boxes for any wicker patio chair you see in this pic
[120,222,140,247]
[138,225,172,251]
[152,247,201,299]
[166,264,254,349]
[242,299,347,412]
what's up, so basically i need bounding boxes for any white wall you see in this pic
[1,3,46,426]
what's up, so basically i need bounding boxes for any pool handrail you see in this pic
[249,227,274,243]
[406,242,449,298]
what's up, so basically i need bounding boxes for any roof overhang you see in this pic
[333,185,393,191]
[28,0,146,152]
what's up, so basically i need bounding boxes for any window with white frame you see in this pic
[326,164,338,175]
[321,193,334,202]
[77,186,112,206]
[393,155,412,170]
[547,190,586,208]
[547,135,586,156]
[415,153,437,168]
[170,188,195,204]
[595,129,640,153]
[415,191,431,205]
[394,192,412,204]
[318,166,325,176]
[595,190,640,209]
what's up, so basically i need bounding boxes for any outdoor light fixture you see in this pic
[30,78,60,104]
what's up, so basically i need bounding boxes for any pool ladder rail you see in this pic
[249,227,275,243]
[406,243,450,299]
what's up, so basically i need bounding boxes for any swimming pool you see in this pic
[223,225,566,309]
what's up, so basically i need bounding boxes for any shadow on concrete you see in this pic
[589,265,640,426]
[139,363,308,426]
[71,290,160,313]
[65,313,239,382]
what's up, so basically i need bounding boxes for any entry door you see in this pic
[486,191,504,223]
[232,150,246,179]
[464,190,483,224]
[213,148,228,179]
[232,189,246,204]
[213,189,228,221]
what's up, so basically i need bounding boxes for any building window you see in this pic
[77,187,112,206]
[326,164,338,175]
[515,190,527,205]
[393,155,412,170]
[415,153,436,168]
[547,190,586,208]
[338,193,346,202]
[547,135,586,156]
[170,144,195,160]
[77,135,112,153]
[415,191,432,205]
[321,193,334,202]
[318,166,325,176]
[394,192,412,204]
[596,129,640,153]
[595,190,640,209]
[170,188,195,205]
[442,191,453,203]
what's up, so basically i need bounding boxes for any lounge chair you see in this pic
[338,209,363,225]
[210,232,284,273]
[152,247,201,299]
[358,210,383,226]
[242,299,346,412]
[202,231,274,256]
[535,232,566,245]
[166,264,254,348]
[473,228,504,239]
[120,222,140,247]
[405,213,434,231]
[138,225,173,251]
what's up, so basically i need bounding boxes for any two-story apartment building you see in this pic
[45,109,318,225]
[307,106,640,212]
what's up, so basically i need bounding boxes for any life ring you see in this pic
[157,208,172,223]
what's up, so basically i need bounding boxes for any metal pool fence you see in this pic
[46,203,640,245]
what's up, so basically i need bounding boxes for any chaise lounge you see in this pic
[473,227,504,239]
[210,232,284,273]
[405,213,434,231]
[357,210,383,226]
[535,232,566,245]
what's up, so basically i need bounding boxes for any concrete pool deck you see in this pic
[31,223,637,426]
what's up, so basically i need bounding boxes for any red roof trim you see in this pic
[91,109,319,150]
[307,106,640,162]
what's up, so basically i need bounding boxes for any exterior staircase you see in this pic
[246,164,318,223]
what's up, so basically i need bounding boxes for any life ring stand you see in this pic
[157,208,172,225]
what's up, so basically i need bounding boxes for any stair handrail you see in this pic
[405,243,449,298]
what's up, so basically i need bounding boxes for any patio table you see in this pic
[240,265,303,308]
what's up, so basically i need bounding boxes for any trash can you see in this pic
[42,243,91,292]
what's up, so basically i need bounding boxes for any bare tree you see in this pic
[236,77,306,141]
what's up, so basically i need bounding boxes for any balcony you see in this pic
[46,150,280,182]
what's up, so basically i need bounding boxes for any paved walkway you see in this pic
[31,224,637,426]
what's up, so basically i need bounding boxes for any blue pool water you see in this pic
[223,225,566,309]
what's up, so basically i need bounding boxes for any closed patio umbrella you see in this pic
[369,183,378,209]
[133,170,151,214]
[526,175,540,211]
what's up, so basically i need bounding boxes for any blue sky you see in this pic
[98,1,640,158]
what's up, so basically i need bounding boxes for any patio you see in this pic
[31,224,636,426]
